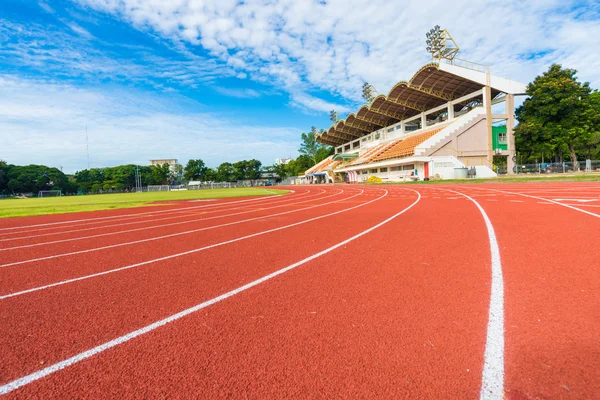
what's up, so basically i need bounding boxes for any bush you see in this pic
[366,176,382,183]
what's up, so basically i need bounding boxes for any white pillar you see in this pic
[400,120,405,134]
[484,86,493,164]
[447,102,455,120]
[506,94,516,175]
[421,112,426,128]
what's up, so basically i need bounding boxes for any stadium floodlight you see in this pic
[329,110,339,123]
[361,82,378,105]
[425,25,459,62]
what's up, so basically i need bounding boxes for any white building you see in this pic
[149,159,180,173]
[275,158,292,165]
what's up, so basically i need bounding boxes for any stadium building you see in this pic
[308,27,526,183]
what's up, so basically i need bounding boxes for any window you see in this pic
[380,168,388,172]
[387,128,394,132]
[498,132,507,144]
[344,145,351,151]
[370,169,377,173]
[391,166,401,171]
[402,164,415,171]
[353,141,360,149]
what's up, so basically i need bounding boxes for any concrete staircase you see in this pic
[414,108,486,156]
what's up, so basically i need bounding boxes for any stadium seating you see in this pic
[372,127,444,162]
[305,156,334,174]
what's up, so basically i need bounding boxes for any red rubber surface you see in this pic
[1,183,599,399]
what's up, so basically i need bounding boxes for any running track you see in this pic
[0,183,598,399]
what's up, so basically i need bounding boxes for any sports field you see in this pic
[0,182,598,398]
[0,188,286,218]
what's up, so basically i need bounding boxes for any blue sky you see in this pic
[1,0,599,173]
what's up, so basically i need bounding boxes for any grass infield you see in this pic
[0,188,288,218]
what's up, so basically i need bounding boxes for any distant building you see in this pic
[150,159,180,172]
[275,158,292,165]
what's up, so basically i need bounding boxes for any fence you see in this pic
[132,181,265,192]
[496,160,600,175]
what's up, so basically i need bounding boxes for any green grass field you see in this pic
[0,188,288,218]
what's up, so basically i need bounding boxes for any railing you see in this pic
[496,160,600,175]
[444,58,488,73]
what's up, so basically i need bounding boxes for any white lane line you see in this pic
[0,190,344,251]
[0,190,356,268]
[443,189,504,400]
[0,190,420,395]
[0,190,317,242]
[0,190,295,233]
[508,200,524,203]
[0,190,377,297]
[0,191,387,300]
[552,198,597,202]
[484,189,600,219]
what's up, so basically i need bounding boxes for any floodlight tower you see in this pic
[361,82,378,105]
[329,110,339,123]
[425,25,459,63]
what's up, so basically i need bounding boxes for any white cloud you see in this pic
[77,0,600,105]
[0,75,301,173]
[0,19,236,90]
[213,86,261,98]
[38,1,55,14]
[290,92,350,114]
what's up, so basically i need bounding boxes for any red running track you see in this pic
[0,183,599,399]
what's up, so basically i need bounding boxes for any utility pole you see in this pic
[135,165,142,192]
[86,126,90,170]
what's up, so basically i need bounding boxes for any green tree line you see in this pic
[0,163,72,195]
[183,159,262,182]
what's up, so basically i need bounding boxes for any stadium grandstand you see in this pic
[307,26,526,183]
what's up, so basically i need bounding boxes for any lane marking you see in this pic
[0,190,297,233]
[0,190,344,251]
[552,198,597,203]
[443,189,504,400]
[0,190,318,242]
[0,189,398,298]
[0,190,356,268]
[0,190,420,395]
[508,200,524,203]
[483,189,600,219]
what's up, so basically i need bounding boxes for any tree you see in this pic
[151,163,171,184]
[215,162,234,182]
[245,159,262,179]
[0,160,9,193]
[170,164,184,185]
[272,163,289,180]
[515,64,600,169]
[183,159,207,182]
[299,129,332,165]
[203,168,217,182]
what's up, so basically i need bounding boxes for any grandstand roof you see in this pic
[316,60,526,146]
